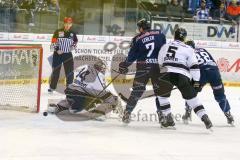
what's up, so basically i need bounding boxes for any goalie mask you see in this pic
[94,60,107,74]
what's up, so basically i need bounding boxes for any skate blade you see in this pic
[92,117,106,121]
[229,123,235,127]
[122,121,130,127]
[183,119,189,124]
[161,125,176,130]
[207,128,214,132]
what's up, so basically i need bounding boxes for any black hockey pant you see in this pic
[125,64,162,112]
[50,52,74,89]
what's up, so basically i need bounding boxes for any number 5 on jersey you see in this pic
[166,46,178,58]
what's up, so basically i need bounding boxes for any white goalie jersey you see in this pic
[158,40,200,81]
[72,64,106,94]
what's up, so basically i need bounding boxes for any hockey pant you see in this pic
[126,64,162,112]
[50,52,74,89]
[199,68,231,113]
[156,73,207,119]
[57,86,119,113]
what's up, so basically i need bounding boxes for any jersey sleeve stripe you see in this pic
[190,64,199,69]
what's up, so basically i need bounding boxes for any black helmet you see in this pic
[185,40,195,49]
[174,28,187,41]
[137,19,150,30]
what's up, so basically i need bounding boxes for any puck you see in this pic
[43,111,48,116]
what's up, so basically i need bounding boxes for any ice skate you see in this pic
[224,111,234,126]
[157,111,164,123]
[182,105,192,124]
[122,110,131,124]
[201,114,213,130]
[160,113,175,129]
[112,100,124,118]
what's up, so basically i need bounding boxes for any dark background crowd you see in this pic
[0,0,60,33]
[0,0,239,36]
[142,0,240,24]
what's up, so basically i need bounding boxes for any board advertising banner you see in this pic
[151,20,237,42]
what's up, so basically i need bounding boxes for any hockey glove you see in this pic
[119,62,128,74]
[192,81,202,92]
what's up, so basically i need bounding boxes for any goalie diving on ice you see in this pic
[45,60,124,119]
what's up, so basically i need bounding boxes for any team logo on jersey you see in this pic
[59,32,64,37]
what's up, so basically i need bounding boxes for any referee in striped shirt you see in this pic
[48,17,78,93]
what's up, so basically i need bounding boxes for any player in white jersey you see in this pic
[157,28,212,129]
[52,60,123,117]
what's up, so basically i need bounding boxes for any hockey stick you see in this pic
[118,87,178,102]
[84,73,121,108]
[112,69,136,75]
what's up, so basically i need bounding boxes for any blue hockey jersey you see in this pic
[126,30,166,66]
[195,48,218,70]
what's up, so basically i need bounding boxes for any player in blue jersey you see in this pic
[118,19,166,124]
[182,40,234,125]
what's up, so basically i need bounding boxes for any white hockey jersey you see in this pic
[72,64,106,92]
[158,40,200,81]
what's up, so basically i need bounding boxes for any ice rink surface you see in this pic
[1,85,239,160]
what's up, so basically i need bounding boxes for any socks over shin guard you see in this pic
[192,105,207,119]
[186,97,206,119]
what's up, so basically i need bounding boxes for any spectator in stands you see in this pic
[211,2,227,21]
[194,0,212,23]
[18,0,35,26]
[166,0,184,21]
[181,0,194,18]
[225,0,240,24]
[0,0,18,32]
[35,0,59,12]
[47,0,60,14]
[105,24,125,36]
[187,0,201,14]
[209,0,222,16]
[63,1,84,34]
